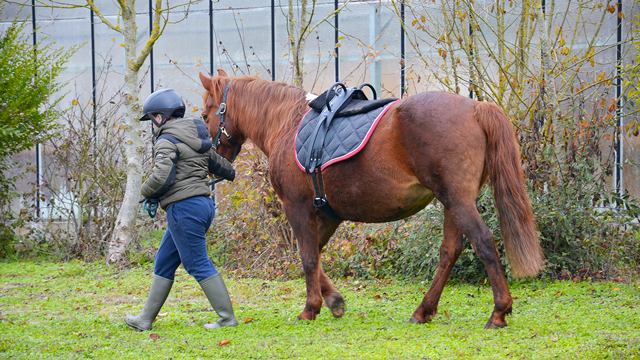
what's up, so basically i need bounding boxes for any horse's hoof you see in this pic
[409,313,434,324]
[296,311,317,321]
[326,293,345,318]
[483,318,507,329]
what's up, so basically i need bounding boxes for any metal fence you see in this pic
[1,0,638,217]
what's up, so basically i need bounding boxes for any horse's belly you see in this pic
[330,181,435,223]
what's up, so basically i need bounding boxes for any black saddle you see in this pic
[295,82,398,220]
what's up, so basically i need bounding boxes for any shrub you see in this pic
[209,145,300,278]
[12,58,135,260]
[0,11,76,257]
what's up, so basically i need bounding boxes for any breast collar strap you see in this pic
[213,83,241,162]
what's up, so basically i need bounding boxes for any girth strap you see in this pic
[311,170,342,221]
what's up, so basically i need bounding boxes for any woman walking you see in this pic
[124,89,238,331]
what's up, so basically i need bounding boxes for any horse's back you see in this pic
[319,91,488,222]
[393,91,487,182]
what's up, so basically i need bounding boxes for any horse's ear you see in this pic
[199,72,212,91]
[217,69,229,77]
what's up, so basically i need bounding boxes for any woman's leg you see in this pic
[167,196,237,329]
[124,229,177,331]
[166,197,218,281]
[153,228,182,280]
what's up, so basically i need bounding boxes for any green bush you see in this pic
[0,10,76,257]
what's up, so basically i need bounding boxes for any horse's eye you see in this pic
[203,114,208,121]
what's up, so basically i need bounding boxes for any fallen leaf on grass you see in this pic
[555,291,562,296]
[150,333,159,341]
[374,295,381,299]
[243,317,253,323]
[445,311,450,320]
[231,300,239,306]
[551,337,558,342]
[157,313,168,318]
[530,333,537,338]
[218,340,230,346]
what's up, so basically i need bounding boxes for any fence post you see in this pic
[31,0,41,219]
[271,0,276,81]
[400,1,405,98]
[335,0,339,82]
[615,0,624,198]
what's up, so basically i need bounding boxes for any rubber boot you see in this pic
[124,275,173,331]
[199,273,238,329]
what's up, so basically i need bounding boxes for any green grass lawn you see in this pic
[0,261,639,359]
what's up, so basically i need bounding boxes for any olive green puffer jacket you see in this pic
[141,118,235,210]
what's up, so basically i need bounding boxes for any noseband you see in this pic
[209,83,241,162]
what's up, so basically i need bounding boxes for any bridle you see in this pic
[205,83,242,187]
[206,83,241,162]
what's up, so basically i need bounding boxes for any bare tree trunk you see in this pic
[106,2,144,264]
[536,0,562,175]
[287,0,349,89]
[289,0,308,88]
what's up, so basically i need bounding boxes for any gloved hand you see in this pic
[140,198,159,218]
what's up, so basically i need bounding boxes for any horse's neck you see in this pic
[235,89,306,157]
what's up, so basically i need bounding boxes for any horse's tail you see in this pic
[475,102,543,278]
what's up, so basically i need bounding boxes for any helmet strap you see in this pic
[151,113,166,129]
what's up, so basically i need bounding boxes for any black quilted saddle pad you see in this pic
[295,98,401,172]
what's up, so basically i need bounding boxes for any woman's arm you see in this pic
[206,148,235,181]
[141,139,179,198]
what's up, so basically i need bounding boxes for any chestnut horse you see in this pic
[199,70,543,329]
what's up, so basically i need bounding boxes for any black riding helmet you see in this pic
[139,89,186,128]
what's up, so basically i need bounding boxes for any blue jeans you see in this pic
[154,196,218,282]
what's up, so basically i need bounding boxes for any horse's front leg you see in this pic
[298,239,322,320]
[283,200,341,320]
[319,263,345,318]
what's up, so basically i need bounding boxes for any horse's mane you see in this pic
[226,76,308,153]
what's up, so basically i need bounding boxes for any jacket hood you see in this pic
[154,118,213,153]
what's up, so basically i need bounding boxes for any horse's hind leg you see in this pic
[451,203,513,329]
[410,207,464,323]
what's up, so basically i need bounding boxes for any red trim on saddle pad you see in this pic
[294,99,403,172]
